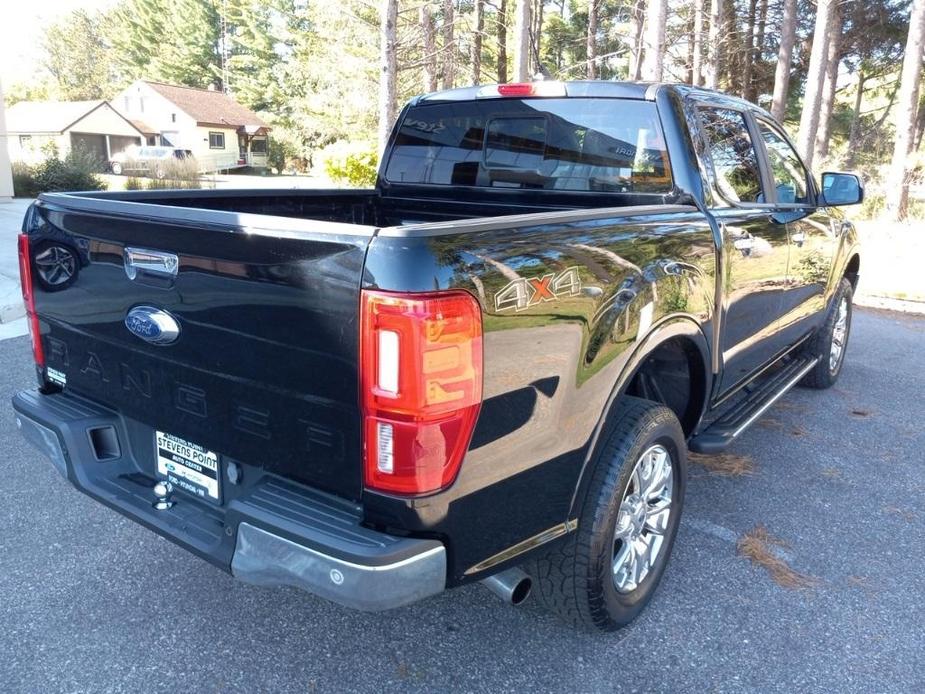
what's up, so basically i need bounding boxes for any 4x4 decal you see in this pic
[494,267,582,312]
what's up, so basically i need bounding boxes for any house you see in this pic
[111,80,270,171]
[0,83,14,200]
[4,100,145,167]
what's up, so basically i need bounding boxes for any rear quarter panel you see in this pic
[361,206,717,582]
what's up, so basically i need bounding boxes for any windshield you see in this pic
[385,98,672,194]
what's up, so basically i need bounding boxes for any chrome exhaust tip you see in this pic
[481,567,532,606]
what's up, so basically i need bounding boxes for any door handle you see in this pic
[124,247,179,280]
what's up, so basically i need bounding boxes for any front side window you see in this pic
[699,108,763,204]
[385,98,673,194]
[756,119,809,204]
[209,131,225,149]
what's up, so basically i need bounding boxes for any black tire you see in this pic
[528,396,687,631]
[111,162,123,175]
[799,278,853,389]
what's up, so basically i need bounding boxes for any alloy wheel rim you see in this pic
[829,297,849,373]
[612,444,674,594]
[34,246,76,286]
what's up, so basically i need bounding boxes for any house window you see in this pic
[171,113,176,123]
[209,131,225,149]
[19,135,32,148]
[250,138,267,153]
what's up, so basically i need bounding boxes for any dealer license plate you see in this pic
[155,431,221,504]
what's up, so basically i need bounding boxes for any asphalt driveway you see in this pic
[0,308,922,693]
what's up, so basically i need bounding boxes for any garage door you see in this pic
[69,132,107,170]
[110,135,141,157]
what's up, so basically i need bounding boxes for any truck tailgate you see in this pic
[26,195,374,500]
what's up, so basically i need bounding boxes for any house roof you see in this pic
[129,119,157,135]
[5,100,108,134]
[142,81,268,129]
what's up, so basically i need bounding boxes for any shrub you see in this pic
[319,141,378,188]
[145,158,203,190]
[268,134,302,173]
[11,162,38,197]
[10,148,106,196]
[124,177,143,190]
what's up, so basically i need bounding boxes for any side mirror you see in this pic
[820,172,864,207]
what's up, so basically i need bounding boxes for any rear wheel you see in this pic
[800,278,853,389]
[528,397,686,631]
[110,162,123,175]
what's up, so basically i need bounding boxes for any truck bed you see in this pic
[65,186,673,228]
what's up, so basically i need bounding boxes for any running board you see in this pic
[689,356,819,454]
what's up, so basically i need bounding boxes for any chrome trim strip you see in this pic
[378,205,698,238]
[463,519,578,575]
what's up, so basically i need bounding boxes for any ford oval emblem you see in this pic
[124,306,181,345]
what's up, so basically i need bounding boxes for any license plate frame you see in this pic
[155,431,221,505]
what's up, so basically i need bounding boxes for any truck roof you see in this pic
[415,80,770,118]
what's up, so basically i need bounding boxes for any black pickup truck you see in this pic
[13,81,861,631]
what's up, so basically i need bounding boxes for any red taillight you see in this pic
[479,82,567,98]
[17,234,44,368]
[497,83,535,97]
[360,290,483,495]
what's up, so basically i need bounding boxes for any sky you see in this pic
[0,0,117,87]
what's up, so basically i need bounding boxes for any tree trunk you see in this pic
[722,0,738,93]
[692,0,704,86]
[741,0,757,99]
[704,0,722,89]
[845,72,866,168]
[686,7,695,84]
[915,95,925,150]
[497,0,508,83]
[886,0,925,220]
[814,8,842,164]
[441,0,456,89]
[587,0,599,79]
[472,0,484,84]
[628,0,646,81]
[749,0,768,101]
[770,0,797,122]
[421,5,438,92]
[512,0,532,81]
[533,0,545,68]
[796,0,835,170]
[378,0,398,153]
[641,0,667,81]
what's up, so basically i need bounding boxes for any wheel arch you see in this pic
[843,252,860,290]
[567,316,711,521]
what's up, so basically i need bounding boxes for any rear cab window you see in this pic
[698,107,764,204]
[385,98,673,194]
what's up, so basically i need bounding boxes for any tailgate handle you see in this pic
[124,247,179,280]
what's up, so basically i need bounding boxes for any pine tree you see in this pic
[43,9,116,99]
[107,0,220,89]
[225,0,282,111]
[886,0,925,220]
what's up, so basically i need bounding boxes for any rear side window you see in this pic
[385,98,673,194]
[756,119,809,204]
[699,108,763,204]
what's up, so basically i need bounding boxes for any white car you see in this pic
[110,146,195,178]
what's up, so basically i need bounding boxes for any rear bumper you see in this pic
[12,389,446,611]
